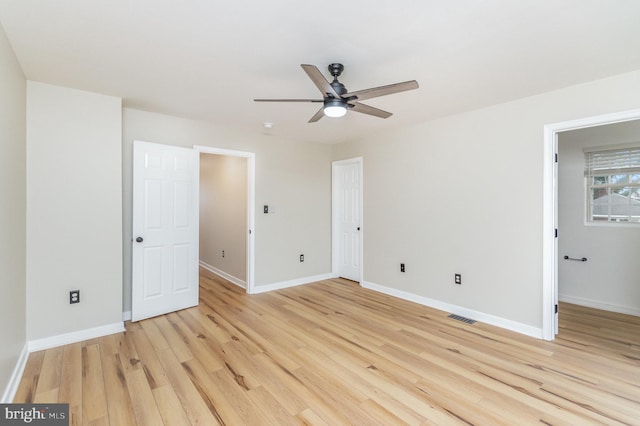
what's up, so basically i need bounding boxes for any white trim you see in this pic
[584,221,640,229]
[199,260,246,289]
[332,157,364,283]
[122,310,132,321]
[194,145,256,294]
[251,273,337,294]
[559,294,640,317]
[1,344,29,403]
[193,146,251,157]
[362,281,543,339]
[542,124,557,340]
[27,322,125,352]
[543,108,640,341]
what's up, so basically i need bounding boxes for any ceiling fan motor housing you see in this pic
[330,80,347,97]
[328,64,347,97]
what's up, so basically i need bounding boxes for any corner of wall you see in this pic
[0,20,28,405]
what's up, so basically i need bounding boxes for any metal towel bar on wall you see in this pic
[564,255,587,262]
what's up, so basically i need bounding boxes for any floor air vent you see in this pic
[448,314,476,324]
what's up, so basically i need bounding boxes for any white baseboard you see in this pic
[1,343,29,403]
[28,322,125,352]
[362,280,543,339]
[559,294,640,317]
[199,260,246,289]
[251,273,337,294]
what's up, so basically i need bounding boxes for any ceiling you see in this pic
[1,1,640,144]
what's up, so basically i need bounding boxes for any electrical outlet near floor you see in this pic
[454,274,462,285]
[300,254,304,262]
[70,290,80,304]
[400,263,405,273]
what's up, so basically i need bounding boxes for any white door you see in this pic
[333,158,362,282]
[132,140,199,321]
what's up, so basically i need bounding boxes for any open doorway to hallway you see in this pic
[199,153,248,288]
[196,146,255,294]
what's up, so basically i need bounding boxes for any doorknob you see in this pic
[136,237,143,243]
[357,227,360,231]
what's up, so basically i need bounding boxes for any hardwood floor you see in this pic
[14,269,640,425]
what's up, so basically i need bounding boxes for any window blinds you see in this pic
[584,146,640,176]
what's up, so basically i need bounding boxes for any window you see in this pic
[584,145,640,223]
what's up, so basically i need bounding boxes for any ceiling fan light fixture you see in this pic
[324,100,347,118]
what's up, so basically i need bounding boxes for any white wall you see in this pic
[122,108,332,311]
[26,82,123,340]
[200,154,247,283]
[558,121,640,315]
[333,70,640,333]
[0,22,26,400]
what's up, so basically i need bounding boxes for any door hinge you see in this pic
[555,153,558,163]
[555,304,558,314]
[555,228,558,238]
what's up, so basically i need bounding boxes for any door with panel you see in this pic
[333,159,362,282]
[132,140,199,321]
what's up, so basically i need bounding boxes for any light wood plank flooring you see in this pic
[14,269,640,425]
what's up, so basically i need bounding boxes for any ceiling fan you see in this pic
[254,63,419,123]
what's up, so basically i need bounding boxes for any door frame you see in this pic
[332,157,364,283]
[194,145,256,294]
[542,108,640,340]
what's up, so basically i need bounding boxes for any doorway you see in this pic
[195,145,256,293]
[132,142,256,322]
[199,153,248,288]
[557,121,640,320]
[542,108,640,340]
[332,157,363,282]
